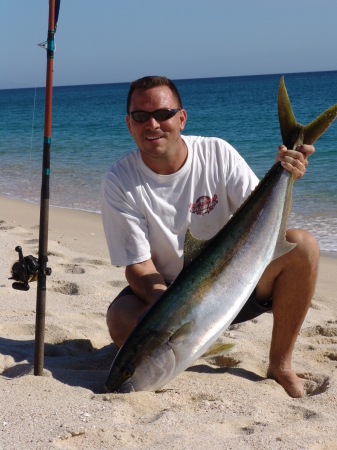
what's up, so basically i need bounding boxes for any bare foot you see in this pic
[267,365,304,398]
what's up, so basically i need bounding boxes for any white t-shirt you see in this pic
[100,136,259,282]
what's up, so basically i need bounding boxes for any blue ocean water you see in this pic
[1,71,337,252]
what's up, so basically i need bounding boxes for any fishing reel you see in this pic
[9,246,52,291]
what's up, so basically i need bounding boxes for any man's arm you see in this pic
[275,144,315,180]
[106,258,167,348]
[125,258,168,307]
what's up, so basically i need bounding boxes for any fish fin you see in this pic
[169,322,193,344]
[303,103,337,145]
[278,76,304,150]
[201,342,235,359]
[272,234,297,261]
[278,76,337,148]
[183,228,211,268]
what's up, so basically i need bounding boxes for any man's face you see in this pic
[126,86,187,169]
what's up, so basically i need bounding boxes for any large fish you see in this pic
[105,77,337,393]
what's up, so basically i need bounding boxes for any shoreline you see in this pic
[0,195,109,259]
[0,193,102,215]
[1,194,337,448]
[1,194,337,259]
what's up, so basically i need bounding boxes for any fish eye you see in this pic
[122,365,134,379]
[123,369,131,378]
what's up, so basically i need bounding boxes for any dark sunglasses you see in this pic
[129,108,181,123]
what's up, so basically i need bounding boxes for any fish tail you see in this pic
[278,76,337,150]
[303,103,337,145]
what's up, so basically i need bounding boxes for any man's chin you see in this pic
[140,145,167,159]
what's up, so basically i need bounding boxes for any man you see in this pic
[100,76,318,398]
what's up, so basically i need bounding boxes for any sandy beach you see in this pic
[1,194,337,450]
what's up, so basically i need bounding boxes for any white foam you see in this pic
[287,211,337,254]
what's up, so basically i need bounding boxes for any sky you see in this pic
[1,0,337,89]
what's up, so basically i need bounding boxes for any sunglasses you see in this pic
[129,109,181,123]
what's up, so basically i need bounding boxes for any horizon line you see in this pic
[1,69,337,92]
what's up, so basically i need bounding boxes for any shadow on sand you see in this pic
[186,363,265,382]
[0,336,119,393]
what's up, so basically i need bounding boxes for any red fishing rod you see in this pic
[10,0,61,376]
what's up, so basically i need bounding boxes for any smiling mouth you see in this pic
[146,136,162,141]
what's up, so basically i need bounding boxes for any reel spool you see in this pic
[9,246,51,291]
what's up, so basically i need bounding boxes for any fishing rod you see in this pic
[9,0,61,376]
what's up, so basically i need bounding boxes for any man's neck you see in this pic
[140,138,188,175]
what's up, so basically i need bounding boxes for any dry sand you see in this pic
[1,195,337,450]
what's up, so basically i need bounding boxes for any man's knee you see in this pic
[106,294,148,348]
[107,298,127,348]
[257,228,319,301]
[286,228,319,268]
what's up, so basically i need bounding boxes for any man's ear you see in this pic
[180,109,187,131]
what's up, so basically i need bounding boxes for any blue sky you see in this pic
[1,0,337,89]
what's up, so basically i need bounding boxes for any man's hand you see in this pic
[275,144,315,180]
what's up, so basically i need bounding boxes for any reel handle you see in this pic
[12,281,30,291]
[12,246,30,290]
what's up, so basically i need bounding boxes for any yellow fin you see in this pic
[272,237,297,261]
[169,322,193,344]
[201,342,235,359]
[183,228,211,268]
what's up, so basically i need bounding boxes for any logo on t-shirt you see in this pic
[189,194,218,216]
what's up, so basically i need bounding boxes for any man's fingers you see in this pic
[276,144,314,177]
[281,160,306,179]
[296,144,315,159]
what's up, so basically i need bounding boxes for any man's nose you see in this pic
[146,116,160,128]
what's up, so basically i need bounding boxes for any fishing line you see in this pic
[27,6,47,194]
[28,86,37,191]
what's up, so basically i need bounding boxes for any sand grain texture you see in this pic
[1,196,337,450]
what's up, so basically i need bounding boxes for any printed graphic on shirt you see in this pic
[189,195,218,216]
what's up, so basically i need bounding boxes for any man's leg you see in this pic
[106,293,148,349]
[256,228,319,397]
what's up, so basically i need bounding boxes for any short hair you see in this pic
[126,76,183,113]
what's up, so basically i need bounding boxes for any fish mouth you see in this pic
[117,381,135,393]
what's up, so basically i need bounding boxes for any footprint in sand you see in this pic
[287,404,320,419]
[300,323,337,365]
[0,220,15,231]
[324,351,337,361]
[50,280,80,295]
[298,372,330,396]
[316,326,337,337]
[301,323,337,341]
[242,422,268,435]
[24,238,39,244]
[108,280,128,289]
[60,264,85,274]
[72,257,110,267]
[208,355,241,368]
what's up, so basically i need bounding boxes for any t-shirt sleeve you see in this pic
[100,169,151,266]
[224,146,259,215]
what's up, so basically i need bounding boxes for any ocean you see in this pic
[1,71,337,253]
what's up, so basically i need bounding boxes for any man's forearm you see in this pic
[125,258,167,306]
